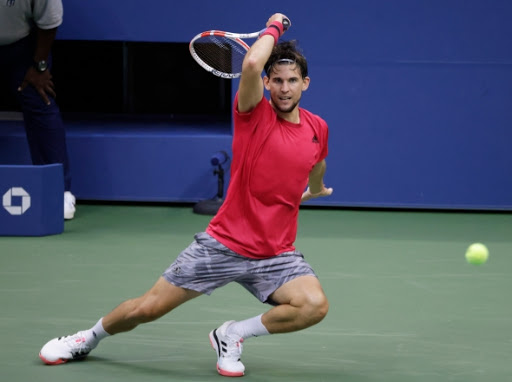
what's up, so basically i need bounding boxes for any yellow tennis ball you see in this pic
[465,243,489,265]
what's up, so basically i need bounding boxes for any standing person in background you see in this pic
[0,0,76,219]
[39,13,332,377]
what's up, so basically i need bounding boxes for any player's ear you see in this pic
[263,76,270,91]
[302,76,310,91]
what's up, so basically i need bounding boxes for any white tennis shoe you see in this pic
[39,331,95,365]
[64,191,76,220]
[209,321,245,377]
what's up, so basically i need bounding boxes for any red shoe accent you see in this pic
[217,364,244,377]
[39,352,68,365]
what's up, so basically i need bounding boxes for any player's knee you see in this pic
[303,293,329,324]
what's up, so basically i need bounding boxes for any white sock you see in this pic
[227,314,270,340]
[85,318,110,346]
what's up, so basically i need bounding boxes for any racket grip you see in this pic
[282,18,291,31]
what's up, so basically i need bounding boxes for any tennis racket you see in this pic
[189,18,290,79]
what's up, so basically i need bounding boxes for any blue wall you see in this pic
[3,0,511,209]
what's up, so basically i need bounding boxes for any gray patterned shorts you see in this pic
[162,232,317,305]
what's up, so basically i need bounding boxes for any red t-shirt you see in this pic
[206,93,329,259]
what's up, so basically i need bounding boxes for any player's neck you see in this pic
[272,103,301,124]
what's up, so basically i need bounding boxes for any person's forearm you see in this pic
[242,14,286,75]
[34,27,57,62]
[308,160,327,194]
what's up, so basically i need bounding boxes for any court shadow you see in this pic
[73,355,217,380]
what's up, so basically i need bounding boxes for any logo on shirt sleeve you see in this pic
[312,135,319,144]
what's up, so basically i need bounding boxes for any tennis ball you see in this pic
[465,243,489,265]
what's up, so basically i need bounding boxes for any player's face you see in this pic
[264,64,310,114]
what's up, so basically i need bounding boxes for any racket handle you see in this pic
[282,18,291,31]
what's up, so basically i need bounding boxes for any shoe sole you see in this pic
[64,206,75,220]
[39,352,68,365]
[209,329,244,377]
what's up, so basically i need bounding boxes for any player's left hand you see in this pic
[301,186,333,203]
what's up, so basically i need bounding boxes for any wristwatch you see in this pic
[34,60,48,73]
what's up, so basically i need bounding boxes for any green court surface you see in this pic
[1,204,511,382]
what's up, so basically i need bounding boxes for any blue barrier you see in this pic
[0,164,64,236]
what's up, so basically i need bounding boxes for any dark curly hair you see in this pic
[264,40,308,79]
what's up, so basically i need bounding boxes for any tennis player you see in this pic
[39,13,333,377]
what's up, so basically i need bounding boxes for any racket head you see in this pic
[190,30,258,79]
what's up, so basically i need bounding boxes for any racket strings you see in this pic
[192,36,247,75]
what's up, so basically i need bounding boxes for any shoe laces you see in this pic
[220,334,244,361]
[59,331,92,354]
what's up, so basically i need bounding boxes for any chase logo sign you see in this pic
[2,187,31,215]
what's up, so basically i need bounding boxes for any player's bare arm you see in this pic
[301,160,333,203]
[238,13,289,113]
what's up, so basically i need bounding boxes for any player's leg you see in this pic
[211,276,328,348]
[102,276,202,334]
[209,276,328,377]
[39,277,202,365]
[262,275,329,333]
[209,252,328,377]
[39,232,236,366]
